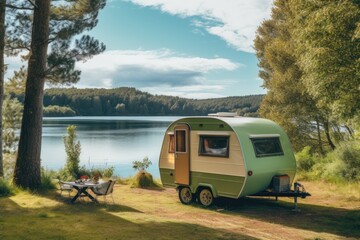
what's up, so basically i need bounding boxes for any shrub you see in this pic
[102,166,115,178]
[63,125,81,179]
[0,178,14,197]
[132,156,152,172]
[298,140,360,183]
[58,165,115,181]
[3,153,16,181]
[327,141,360,182]
[296,146,316,171]
[40,169,56,191]
[131,156,158,188]
[131,171,161,188]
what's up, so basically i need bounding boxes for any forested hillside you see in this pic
[28,88,262,116]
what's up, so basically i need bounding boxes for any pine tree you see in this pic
[13,0,51,189]
[13,0,106,189]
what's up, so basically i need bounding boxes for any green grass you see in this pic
[0,181,359,240]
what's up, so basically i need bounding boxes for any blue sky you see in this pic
[8,0,273,99]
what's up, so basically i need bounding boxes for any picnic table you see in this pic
[62,181,99,203]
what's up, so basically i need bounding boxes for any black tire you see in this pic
[198,188,214,207]
[178,187,195,205]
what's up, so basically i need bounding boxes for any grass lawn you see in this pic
[0,180,359,240]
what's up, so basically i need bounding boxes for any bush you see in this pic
[131,171,161,188]
[296,140,360,183]
[3,153,16,181]
[57,165,115,181]
[132,171,152,188]
[0,178,14,197]
[132,156,152,172]
[63,125,81,179]
[40,169,56,191]
[326,141,360,182]
[296,146,316,171]
[102,166,115,178]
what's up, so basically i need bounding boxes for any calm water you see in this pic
[41,116,180,178]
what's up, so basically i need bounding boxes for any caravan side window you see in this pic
[251,137,283,157]
[199,136,229,157]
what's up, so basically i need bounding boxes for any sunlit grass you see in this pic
[294,177,360,205]
[9,191,60,209]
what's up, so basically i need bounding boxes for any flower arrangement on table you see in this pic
[80,175,88,181]
[75,175,89,184]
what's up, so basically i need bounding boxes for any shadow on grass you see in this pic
[0,194,258,240]
[54,193,144,213]
[206,196,360,239]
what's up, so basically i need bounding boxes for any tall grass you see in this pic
[131,171,162,189]
[40,168,56,191]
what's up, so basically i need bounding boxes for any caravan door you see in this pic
[174,124,190,185]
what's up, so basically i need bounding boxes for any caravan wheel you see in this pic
[198,188,214,207]
[179,187,195,205]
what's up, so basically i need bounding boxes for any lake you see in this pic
[41,116,180,178]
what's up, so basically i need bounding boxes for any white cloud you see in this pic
[140,85,225,99]
[76,49,239,92]
[127,0,273,52]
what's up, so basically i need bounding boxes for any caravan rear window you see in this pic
[251,137,283,157]
[199,136,229,157]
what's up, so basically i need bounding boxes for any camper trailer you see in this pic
[159,113,309,207]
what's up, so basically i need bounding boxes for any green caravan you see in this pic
[159,113,308,207]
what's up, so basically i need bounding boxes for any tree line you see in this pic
[37,87,262,116]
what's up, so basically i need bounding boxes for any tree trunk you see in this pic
[315,118,324,156]
[323,120,336,151]
[0,0,6,177]
[344,125,353,138]
[13,0,50,189]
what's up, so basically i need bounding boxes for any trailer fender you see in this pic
[195,184,218,198]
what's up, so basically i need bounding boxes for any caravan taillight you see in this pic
[248,170,253,176]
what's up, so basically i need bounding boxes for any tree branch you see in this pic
[5,4,33,11]
[27,0,37,8]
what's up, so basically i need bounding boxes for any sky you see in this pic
[8,0,274,99]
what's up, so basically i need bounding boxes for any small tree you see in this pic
[63,125,81,179]
[132,156,156,188]
[132,156,152,172]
